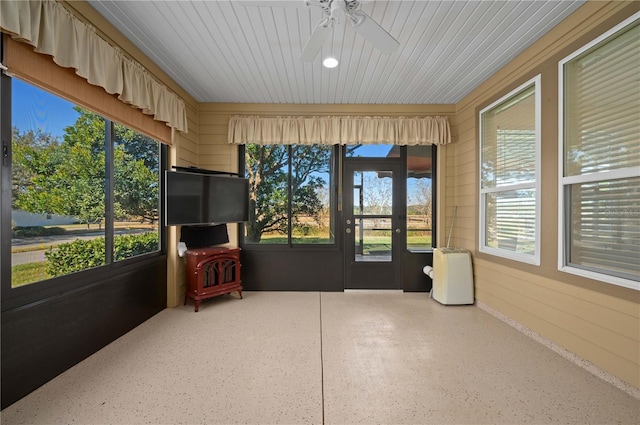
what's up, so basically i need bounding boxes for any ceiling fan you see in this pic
[241,0,400,62]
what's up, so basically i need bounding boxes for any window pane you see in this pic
[481,85,536,188]
[291,145,333,244]
[566,178,640,281]
[564,21,640,176]
[113,124,160,260]
[245,144,289,244]
[561,17,640,286]
[11,79,106,287]
[407,146,433,251]
[485,190,536,255]
[244,144,335,245]
[480,76,539,263]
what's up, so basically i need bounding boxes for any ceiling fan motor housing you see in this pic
[314,0,359,17]
[331,0,359,15]
[300,0,399,62]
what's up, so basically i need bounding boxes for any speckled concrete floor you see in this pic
[1,291,638,424]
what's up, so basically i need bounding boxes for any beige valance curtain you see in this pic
[228,115,451,146]
[0,0,188,134]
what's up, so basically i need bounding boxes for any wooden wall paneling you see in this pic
[476,286,639,388]
[452,1,640,388]
[475,260,639,344]
[1,258,167,409]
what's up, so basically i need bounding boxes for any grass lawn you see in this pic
[257,234,432,248]
[259,236,333,244]
[12,262,50,288]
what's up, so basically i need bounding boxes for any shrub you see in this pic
[292,224,312,236]
[12,226,66,238]
[45,238,106,277]
[45,232,158,277]
[114,232,158,260]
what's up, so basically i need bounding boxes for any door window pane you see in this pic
[352,169,394,262]
[354,218,392,262]
[354,171,393,215]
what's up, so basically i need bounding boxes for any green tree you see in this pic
[114,123,159,171]
[114,147,158,223]
[14,121,106,228]
[245,144,331,242]
[113,122,159,223]
[12,108,159,227]
[11,128,61,209]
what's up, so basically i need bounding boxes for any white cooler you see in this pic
[431,248,474,305]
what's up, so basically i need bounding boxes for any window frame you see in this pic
[478,75,542,265]
[240,144,339,250]
[1,74,167,306]
[557,12,640,291]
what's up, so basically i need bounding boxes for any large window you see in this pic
[479,76,541,265]
[244,144,334,245]
[559,14,639,290]
[8,78,161,288]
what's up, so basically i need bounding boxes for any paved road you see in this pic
[13,250,47,266]
[11,229,151,266]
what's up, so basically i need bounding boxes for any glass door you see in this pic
[344,162,403,289]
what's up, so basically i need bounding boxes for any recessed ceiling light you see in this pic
[323,57,339,68]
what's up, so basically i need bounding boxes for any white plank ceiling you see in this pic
[87,0,586,104]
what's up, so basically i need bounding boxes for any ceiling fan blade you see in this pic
[348,10,399,55]
[300,22,332,62]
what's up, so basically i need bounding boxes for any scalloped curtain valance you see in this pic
[228,115,451,146]
[0,0,188,134]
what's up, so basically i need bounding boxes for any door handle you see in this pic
[346,228,352,234]
[395,228,401,233]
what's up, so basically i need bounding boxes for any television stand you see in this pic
[184,247,242,312]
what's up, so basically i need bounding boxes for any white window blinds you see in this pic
[479,77,541,264]
[559,14,640,290]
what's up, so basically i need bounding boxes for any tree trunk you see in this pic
[245,224,262,243]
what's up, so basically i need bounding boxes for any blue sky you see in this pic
[350,144,393,157]
[12,78,79,138]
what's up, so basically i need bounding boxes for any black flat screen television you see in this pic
[165,170,249,226]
